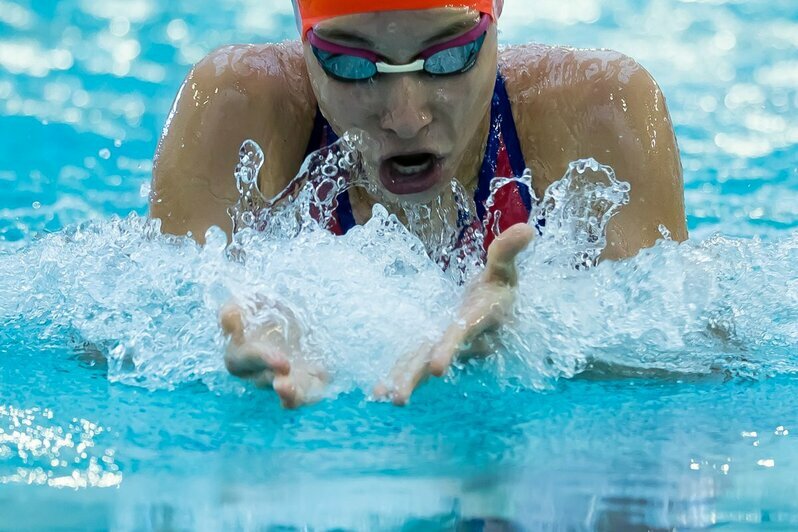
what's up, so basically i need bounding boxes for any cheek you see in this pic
[434,69,496,131]
[317,81,377,133]
[432,37,498,126]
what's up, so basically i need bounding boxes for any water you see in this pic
[2,0,798,529]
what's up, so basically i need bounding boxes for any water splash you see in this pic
[528,158,631,269]
[1,140,798,397]
[228,136,486,281]
[229,134,366,241]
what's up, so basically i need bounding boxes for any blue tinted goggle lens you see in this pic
[425,34,486,75]
[312,48,377,81]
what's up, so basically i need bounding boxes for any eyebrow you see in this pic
[421,16,480,46]
[317,15,480,49]
[316,29,372,47]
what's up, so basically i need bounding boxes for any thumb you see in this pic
[220,304,246,345]
[484,223,534,286]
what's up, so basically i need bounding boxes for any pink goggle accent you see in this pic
[307,13,491,75]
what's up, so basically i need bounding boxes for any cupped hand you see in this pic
[220,301,327,409]
[375,223,535,405]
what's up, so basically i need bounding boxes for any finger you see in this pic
[385,346,432,406]
[225,343,265,377]
[265,350,291,377]
[273,375,300,409]
[372,382,391,401]
[391,365,428,406]
[274,364,327,409]
[429,323,469,377]
[247,351,291,388]
[219,304,246,345]
[485,223,534,286]
[252,370,276,389]
[225,341,290,378]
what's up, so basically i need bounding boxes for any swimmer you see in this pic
[150,0,688,408]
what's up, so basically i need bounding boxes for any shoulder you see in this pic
[155,41,318,198]
[497,45,687,252]
[499,44,662,116]
[497,45,673,186]
[151,41,319,239]
[190,41,315,113]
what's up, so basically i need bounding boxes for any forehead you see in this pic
[314,7,480,46]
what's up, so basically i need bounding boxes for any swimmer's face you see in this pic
[303,8,499,203]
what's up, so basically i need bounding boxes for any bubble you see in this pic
[321,164,338,178]
[240,211,255,228]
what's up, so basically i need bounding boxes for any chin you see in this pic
[385,184,450,205]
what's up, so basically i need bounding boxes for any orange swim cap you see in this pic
[293,0,496,37]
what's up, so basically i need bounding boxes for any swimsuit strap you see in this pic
[304,110,357,235]
[474,71,535,250]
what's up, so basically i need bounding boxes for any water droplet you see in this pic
[139,182,151,199]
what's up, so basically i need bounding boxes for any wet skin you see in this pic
[151,8,688,407]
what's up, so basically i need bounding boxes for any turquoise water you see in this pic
[2,0,798,529]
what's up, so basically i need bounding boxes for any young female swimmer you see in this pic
[150,0,688,408]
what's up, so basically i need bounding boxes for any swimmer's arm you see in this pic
[507,49,688,260]
[577,57,689,260]
[150,44,314,243]
[376,224,534,405]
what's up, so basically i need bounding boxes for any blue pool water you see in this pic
[2,0,798,529]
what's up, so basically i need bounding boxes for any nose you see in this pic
[378,75,433,140]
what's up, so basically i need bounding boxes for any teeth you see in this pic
[391,159,433,176]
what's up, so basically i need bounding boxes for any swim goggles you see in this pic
[307,13,491,82]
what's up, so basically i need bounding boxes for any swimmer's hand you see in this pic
[375,223,535,405]
[220,301,328,409]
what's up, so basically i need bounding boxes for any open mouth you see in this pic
[390,153,435,175]
[379,153,444,196]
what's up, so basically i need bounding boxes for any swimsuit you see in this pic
[303,71,537,251]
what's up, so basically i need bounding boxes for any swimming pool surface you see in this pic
[2,0,798,529]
